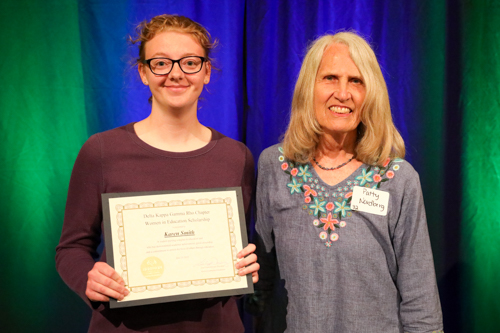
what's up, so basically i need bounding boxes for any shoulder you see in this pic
[355,158,420,193]
[258,143,283,167]
[370,158,421,193]
[386,158,419,183]
[76,124,132,161]
[368,158,419,179]
[212,129,252,156]
[82,124,131,148]
[210,129,254,170]
[92,123,131,144]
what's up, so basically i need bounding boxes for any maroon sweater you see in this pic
[56,123,254,332]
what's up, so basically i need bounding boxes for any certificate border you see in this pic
[102,187,253,309]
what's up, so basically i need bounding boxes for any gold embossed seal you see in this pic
[141,256,164,280]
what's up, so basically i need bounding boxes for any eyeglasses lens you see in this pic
[150,57,203,75]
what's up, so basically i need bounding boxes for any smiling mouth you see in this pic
[329,106,352,114]
[164,85,189,93]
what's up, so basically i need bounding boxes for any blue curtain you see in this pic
[2,0,485,331]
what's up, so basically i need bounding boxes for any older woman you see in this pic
[254,32,443,332]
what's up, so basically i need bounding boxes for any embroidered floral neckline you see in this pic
[278,147,404,248]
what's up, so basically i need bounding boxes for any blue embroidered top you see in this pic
[254,144,443,333]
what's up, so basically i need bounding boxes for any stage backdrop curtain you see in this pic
[0,0,498,332]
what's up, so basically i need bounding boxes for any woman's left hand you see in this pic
[236,243,260,283]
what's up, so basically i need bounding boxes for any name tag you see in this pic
[350,186,389,216]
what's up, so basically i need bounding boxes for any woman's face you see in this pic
[139,31,211,111]
[314,43,366,137]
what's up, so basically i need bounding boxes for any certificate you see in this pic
[102,187,253,308]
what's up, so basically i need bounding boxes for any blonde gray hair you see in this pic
[282,32,405,166]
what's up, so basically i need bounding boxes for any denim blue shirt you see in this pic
[254,144,443,333]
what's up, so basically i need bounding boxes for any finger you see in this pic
[94,262,125,285]
[86,278,128,301]
[85,288,110,302]
[237,243,256,259]
[235,253,257,269]
[238,262,260,277]
[252,271,259,284]
[89,273,129,297]
[88,264,129,298]
[88,266,127,291]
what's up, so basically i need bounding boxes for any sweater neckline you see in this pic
[125,122,220,158]
[308,161,367,188]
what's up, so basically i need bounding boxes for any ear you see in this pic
[203,61,211,85]
[138,62,149,85]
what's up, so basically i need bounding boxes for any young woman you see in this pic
[56,14,258,332]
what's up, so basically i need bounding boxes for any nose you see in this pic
[169,62,184,79]
[334,80,351,102]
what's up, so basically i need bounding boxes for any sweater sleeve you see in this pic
[393,170,444,332]
[241,146,255,224]
[55,134,104,308]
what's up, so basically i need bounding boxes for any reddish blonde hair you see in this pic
[129,14,218,65]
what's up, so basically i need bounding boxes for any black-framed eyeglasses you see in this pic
[143,56,207,75]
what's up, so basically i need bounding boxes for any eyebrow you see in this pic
[349,75,363,80]
[149,52,203,58]
[318,70,363,80]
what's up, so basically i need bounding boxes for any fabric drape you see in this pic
[0,0,498,332]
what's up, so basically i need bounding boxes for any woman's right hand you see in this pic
[85,262,129,302]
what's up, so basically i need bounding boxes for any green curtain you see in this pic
[0,0,91,331]
[462,1,500,331]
